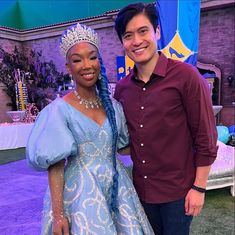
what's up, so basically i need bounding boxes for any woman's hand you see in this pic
[52,215,70,235]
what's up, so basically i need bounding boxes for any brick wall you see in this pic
[198,7,235,125]
[0,38,23,53]
[22,26,123,81]
[98,26,124,82]
[23,36,65,73]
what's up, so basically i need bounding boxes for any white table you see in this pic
[0,122,34,150]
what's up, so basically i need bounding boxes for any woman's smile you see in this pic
[81,72,95,80]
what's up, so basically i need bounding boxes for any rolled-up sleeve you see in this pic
[182,67,218,166]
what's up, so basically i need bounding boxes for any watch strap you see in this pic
[191,184,206,193]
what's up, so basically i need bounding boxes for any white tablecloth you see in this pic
[0,123,34,150]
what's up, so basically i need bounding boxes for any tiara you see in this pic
[59,23,99,57]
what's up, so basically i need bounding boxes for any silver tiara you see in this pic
[59,23,99,57]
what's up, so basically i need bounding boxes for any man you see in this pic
[114,3,217,235]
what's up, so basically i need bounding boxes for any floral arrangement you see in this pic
[0,46,71,111]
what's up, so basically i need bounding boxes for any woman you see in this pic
[26,23,154,235]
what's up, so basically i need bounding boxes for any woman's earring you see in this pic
[69,74,75,87]
[98,74,102,80]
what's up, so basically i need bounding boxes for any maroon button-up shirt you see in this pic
[114,53,217,203]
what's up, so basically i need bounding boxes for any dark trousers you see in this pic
[141,198,193,235]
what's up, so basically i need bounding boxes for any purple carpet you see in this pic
[0,160,47,235]
[0,156,132,235]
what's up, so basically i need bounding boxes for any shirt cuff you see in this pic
[195,154,217,166]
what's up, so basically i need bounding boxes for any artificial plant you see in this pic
[0,46,70,110]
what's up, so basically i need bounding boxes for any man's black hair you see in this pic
[115,2,159,43]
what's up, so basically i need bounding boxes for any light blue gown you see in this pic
[26,98,154,235]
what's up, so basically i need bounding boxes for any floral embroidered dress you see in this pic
[26,98,154,235]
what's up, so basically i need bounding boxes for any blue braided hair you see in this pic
[96,54,119,212]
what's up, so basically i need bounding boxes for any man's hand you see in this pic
[185,188,205,216]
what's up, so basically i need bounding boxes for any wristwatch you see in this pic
[191,184,206,193]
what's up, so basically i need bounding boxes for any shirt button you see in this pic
[140,124,143,128]
[141,106,144,110]
[140,143,144,147]
[144,176,148,179]
[142,87,146,91]
[142,160,146,163]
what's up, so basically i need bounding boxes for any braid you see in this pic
[96,54,119,212]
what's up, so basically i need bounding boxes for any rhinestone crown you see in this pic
[59,23,99,57]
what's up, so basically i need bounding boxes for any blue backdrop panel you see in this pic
[157,0,200,66]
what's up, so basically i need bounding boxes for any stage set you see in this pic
[0,0,234,234]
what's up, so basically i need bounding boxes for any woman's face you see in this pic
[66,42,100,89]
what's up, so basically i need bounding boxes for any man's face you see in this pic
[122,13,160,65]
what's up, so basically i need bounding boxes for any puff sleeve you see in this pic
[113,99,129,150]
[26,100,77,171]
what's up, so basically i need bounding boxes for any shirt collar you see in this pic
[153,52,168,78]
[130,52,168,81]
